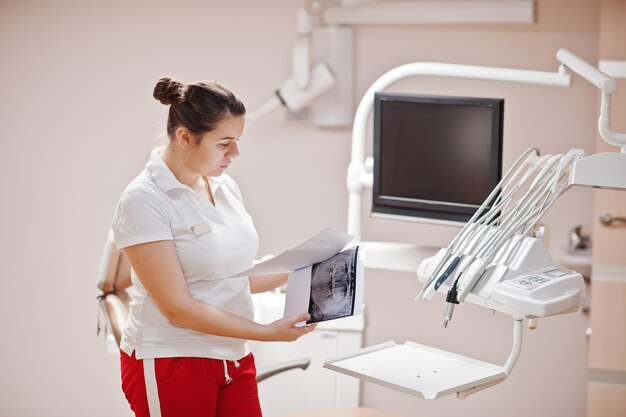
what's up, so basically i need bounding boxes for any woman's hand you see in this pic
[264,313,317,342]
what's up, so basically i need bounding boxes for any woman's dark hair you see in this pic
[153,77,246,139]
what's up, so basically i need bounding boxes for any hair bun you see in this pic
[153,77,184,105]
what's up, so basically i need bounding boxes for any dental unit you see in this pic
[324,49,626,400]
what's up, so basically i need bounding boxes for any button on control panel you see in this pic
[509,272,556,290]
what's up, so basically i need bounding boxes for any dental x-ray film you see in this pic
[284,246,364,326]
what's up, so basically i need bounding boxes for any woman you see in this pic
[112,77,316,417]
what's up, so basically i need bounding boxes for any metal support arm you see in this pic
[347,61,571,239]
[456,318,523,399]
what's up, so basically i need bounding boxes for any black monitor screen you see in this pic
[373,93,503,224]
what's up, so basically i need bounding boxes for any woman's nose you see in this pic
[228,141,240,158]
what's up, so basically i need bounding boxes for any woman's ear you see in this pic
[174,127,193,150]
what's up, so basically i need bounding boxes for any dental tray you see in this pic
[324,341,507,399]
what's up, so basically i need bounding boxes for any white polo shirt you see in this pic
[112,146,259,360]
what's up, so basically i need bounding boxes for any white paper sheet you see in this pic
[283,266,313,325]
[228,227,355,278]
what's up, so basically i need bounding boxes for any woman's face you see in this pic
[188,115,244,177]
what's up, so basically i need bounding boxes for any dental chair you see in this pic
[96,230,132,348]
[96,231,399,417]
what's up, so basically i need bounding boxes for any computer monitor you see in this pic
[372,92,504,224]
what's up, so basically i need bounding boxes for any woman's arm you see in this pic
[249,273,289,294]
[123,240,315,342]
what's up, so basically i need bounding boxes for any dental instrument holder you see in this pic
[418,235,586,319]
[325,49,624,400]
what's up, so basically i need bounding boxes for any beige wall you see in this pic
[0,1,601,416]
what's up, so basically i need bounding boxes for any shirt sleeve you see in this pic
[112,187,173,250]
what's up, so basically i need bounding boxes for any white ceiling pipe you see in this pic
[323,0,535,25]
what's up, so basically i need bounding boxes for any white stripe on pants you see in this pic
[143,358,162,417]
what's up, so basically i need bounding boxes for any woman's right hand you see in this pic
[264,313,317,342]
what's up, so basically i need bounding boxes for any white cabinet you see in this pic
[250,292,364,416]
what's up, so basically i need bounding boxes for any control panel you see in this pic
[490,268,586,317]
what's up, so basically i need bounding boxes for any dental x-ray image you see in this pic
[307,247,359,324]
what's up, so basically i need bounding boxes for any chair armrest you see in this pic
[256,358,311,383]
[101,291,130,347]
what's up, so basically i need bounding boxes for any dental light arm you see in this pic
[248,62,336,121]
[248,6,336,122]
[555,49,626,189]
[557,49,617,93]
[557,48,626,150]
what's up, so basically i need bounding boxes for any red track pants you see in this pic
[120,350,262,417]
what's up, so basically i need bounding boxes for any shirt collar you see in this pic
[146,146,228,193]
